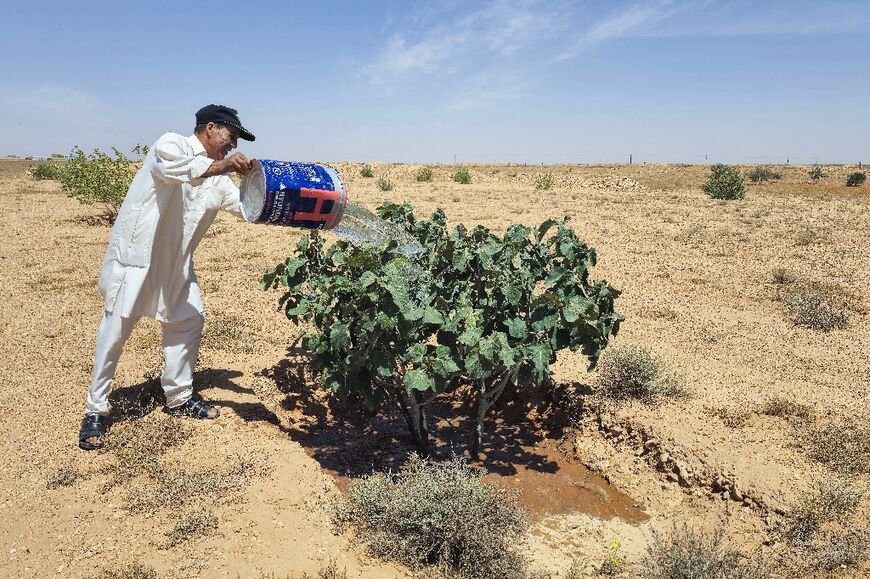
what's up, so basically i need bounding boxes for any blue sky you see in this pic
[1,0,868,163]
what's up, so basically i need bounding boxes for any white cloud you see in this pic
[364,0,564,82]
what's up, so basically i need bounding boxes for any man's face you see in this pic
[203,122,240,160]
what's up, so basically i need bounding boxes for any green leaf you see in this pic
[505,318,527,339]
[329,324,351,350]
[536,219,557,241]
[422,306,444,325]
[403,369,434,392]
[405,343,426,364]
[433,346,460,376]
[458,326,482,346]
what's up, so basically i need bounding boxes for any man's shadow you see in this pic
[107,367,283,430]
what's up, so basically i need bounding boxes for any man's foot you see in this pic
[79,414,108,450]
[165,396,220,420]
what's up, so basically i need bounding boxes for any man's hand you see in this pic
[203,153,252,177]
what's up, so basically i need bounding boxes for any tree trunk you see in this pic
[471,371,513,460]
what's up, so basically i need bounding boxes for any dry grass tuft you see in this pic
[127,456,263,513]
[782,480,863,545]
[260,559,349,579]
[781,283,851,331]
[759,396,812,421]
[705,406,753,428]
[800,422,870,475]
[94,562,158,579]
[639,525,770,579]
[102,417,193,489]
[165,507,218,544]
[332,454,528,579]
[814,529,869,571]
[597,345,687,404]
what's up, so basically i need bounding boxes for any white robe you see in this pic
[98,133,243,322]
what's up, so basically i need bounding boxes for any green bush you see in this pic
[360,164,374,178]
[808,166,826,182]
[332,455,528,579]
[596,345,685,403]
[415,167,433,182]
[846,171,866,187]
[452,167,472,184]
[30,162,66,181]
[703,164,745,200]
[640,525,769,579]
[746,166,782,183]
[376,177,393,192]
[535,173,555,190]
[60,145,148,224]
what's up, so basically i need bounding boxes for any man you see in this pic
[79,104,256,450]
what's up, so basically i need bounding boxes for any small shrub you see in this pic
[452,167,472,184]
[597,540,627,576]
[376,177,393,192]
[165,508,218,543]
[30,162,65,180]
[60,145,148,224]
[703,164,745,200]
[746,166,782,183]
[415,167,433,182]
[801,422,870,474]
[794,226,818,246]
[808,166,826,182]
[535,173,555,190]
[639,525,769,579]
[782,285,849,331]
[759,396,811,420]
[782,481,863,544]
[706,406,752,428]
[360,164,373,178]
[814,530,869,571]
[332,454,528,579]
[846,171,866,187]
[597,346,686,403]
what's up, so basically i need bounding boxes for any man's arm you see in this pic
[200,153,251,178]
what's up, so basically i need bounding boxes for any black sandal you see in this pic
[165,396,220,420]
[79,414,107,450]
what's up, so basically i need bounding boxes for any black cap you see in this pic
[195,104,255,141]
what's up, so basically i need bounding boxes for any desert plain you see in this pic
[0,159,867,578]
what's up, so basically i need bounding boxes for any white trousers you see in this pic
[85,309,205,416]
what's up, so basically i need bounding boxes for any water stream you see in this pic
[331,202,424,257]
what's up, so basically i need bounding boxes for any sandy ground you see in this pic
[0,159,867,578]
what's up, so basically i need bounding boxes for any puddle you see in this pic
[481,439,648,523]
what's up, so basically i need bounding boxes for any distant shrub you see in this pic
[814,530,869,571]
[808,166,826,182]
[360,164,374,178]
[376,177,393,192]
[746,166,782,183]
[640,525,769,579]
[846,171,866,187]
[596,345,685,404]
[703,164,745,200]
[165,508,218,543]
[782,481,863,545]
[415,167,433,182]
[801,422,870,475]
[770,267,796,285]
[60,144,148,224]
[332,454,528,579]
[535,173,555,190]
[781,285,850,331]
[452,167,472,184]
[759,396,812,421]
[30,162,65,181]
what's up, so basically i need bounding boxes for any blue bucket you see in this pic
[239,160,349,230]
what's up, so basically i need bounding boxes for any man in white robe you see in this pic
[79,105,256,450]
